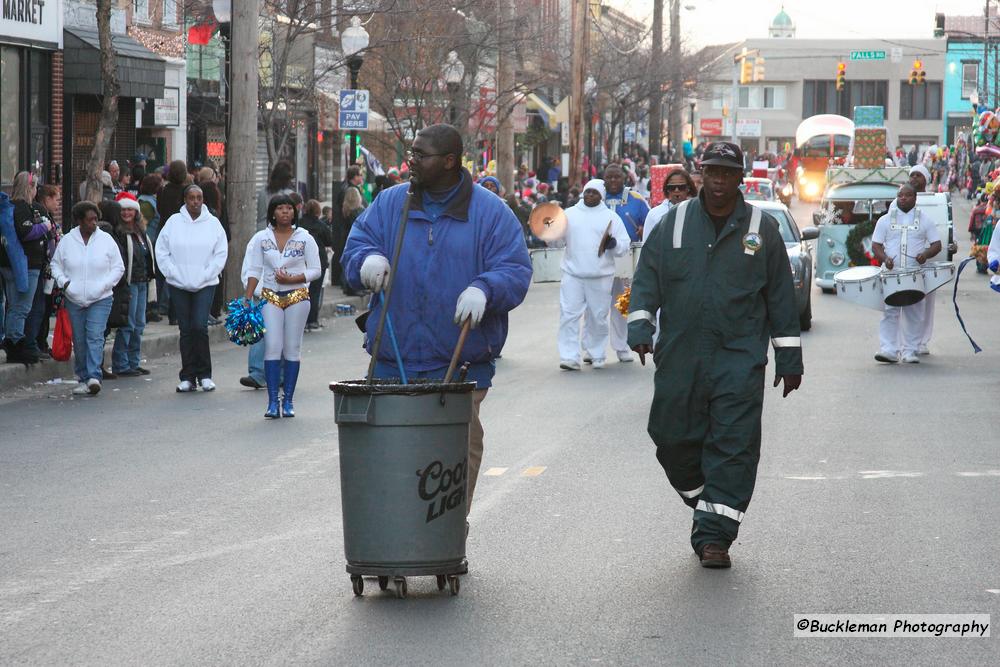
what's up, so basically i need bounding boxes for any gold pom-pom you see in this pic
[616,285,631,317]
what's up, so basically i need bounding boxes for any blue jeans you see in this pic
[248,336,265,384]
[111,282,148,372]
[0,267,40,342]
[171,285,215,382]
[65,296,113,382]
[24,273,49,353]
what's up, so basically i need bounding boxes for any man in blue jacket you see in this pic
[342,124,532,514]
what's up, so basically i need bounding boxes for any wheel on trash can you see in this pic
[448,575,460,596]
[378,576,389,591]
[393,576,407,599]
[436,575,446,591]
[351,575,364,596]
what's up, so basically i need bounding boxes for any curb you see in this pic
[0,292,369,391]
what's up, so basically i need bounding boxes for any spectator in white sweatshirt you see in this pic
[155,184,228,393]
[50,201,125,396]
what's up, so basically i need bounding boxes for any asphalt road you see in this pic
[2,196,998,665]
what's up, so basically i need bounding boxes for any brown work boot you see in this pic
[699,543,731,569]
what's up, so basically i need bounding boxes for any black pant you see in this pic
[172,285,215,382]
[307,268,326,325]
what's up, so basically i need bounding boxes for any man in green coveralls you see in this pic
[627,141,803,569]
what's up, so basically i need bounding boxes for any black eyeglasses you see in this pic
[665,184,689,192]
[406,149,447,162]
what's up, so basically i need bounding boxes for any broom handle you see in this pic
[443,317,472,384]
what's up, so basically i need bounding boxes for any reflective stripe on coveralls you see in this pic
[625,193,803,554]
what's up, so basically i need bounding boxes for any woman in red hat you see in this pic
[110,192,157,376]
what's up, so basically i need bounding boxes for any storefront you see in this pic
[62,26,166,206]
[0,0,63,189]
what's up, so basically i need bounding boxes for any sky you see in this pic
[610,0,993,49]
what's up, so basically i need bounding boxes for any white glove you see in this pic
[454,286,487,328]
[360,254,390,292]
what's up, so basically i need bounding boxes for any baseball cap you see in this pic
[700,141,744,170]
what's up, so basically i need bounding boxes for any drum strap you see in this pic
[672,200,691,249]
[952,257,984,353]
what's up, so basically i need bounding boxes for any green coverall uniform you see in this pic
[627,192,803,554]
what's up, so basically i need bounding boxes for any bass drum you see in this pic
[880,268,926,306]
[922,261,955,293]
[834,266,883,310]
[529,247,564,283]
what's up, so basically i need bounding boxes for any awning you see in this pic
[63,27,166,99]
[526,93,558,129]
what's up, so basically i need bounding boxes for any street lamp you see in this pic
[211,0,231,23]
[689,101,696,142]
[585,76,597,168]
[213,0,232,168]
[341,16,370,170]
[443,51,465,126]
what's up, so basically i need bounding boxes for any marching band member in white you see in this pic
[871,184,942,364]
[244,194,322,419]
[988,221,1000,294]
[557,180,631,370]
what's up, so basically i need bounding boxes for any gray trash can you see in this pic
[330,378,476,598]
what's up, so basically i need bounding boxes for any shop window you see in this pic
[899,81,942,120]
[962,62,979,99]
[0,47,20,186]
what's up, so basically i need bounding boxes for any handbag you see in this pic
[107,234,134,329]
[52,307,73,361]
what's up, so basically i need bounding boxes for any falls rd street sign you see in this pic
[339,89,369,130]
[850,50,886,61]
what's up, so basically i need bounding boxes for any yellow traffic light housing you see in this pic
[753,56,765,82]
[910,59,923,85]
[836,62,846,92]
[739,57,754,85]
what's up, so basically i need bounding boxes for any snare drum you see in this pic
[529,247,564,283]
[921,261,955,294]
[880,268,926,307]
[834,266,884,310]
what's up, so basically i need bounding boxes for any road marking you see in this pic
[987,589,1000,595]
[483,467,508,476]
[859,470,924,479]
[956,470,1000,477]
[785,475,826,480]
[521,466,547,477]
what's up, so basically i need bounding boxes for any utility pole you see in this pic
[668,0,681,159]
[984,0,990,107]
[648,0,663,161]
[496,0,515,196]
[224,0,260,299]
[569,0,588,186]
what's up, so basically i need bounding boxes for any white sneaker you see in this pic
[874,352,898,363]
[559,359,581,371]
[582,352,593,364]
[617,351,634,363]
[176,380,196,392]
[199,378,217,392]
[72,383,90,395]
[87,378,101,395]
[917,346,930,356]
[901,353,920,364]
[592,358,606,369]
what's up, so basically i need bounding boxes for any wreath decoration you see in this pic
[845,220,878,267]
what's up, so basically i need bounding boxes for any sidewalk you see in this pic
[0,292,368,391]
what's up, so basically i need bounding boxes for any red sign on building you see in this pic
[700,118,724,136]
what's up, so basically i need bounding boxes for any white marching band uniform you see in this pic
[871,206,941,360]
[558,180,631,365]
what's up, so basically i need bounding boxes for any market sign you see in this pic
[154,88,180,127]
[700,118,724,136]
[0,0,63,47]
[735,118,762,138]
[850,50,886,61]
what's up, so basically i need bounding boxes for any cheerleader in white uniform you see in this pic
[244,194,321,418]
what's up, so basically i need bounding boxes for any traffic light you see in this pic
[910,60,923,85]
[916,60,926,84]
[753,56,766,82]
[739,56,754,85]
[836,62,846,91]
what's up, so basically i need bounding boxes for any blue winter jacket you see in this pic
[604,188,650,241]
[0,192,29,292]
[343,170,532,372]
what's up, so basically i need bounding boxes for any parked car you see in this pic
[749,200,818,330]
[740,177,777,201]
